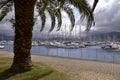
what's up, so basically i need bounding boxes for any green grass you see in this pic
[0,57,69,80]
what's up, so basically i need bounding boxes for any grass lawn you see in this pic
[0,57,69,80]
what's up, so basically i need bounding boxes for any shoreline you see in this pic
[1,50,119,64]
[33,53,120,64]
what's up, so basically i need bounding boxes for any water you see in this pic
[2,44,120,63]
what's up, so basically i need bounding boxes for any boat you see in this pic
[0,45,4,49]
[79,43,85,48]
[84,42,95,46]
[62,42,79,49]
[101,43,119,50]
[32,41,38,46]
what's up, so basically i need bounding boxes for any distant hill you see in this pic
[90,32,120,40]
[0,31,120,41]
[0,33,14,40]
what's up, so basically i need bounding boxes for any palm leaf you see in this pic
[62,6,75,31]
[69,0,94,31]
[55,9,62,31]
[39,12,46,32]
[36,0,49,31]
[85,0,99,31]
[0,0,12,9]
[47,8,56,32]
[0,0,98,32]
[92,0,99,12]
[0,1,13,21]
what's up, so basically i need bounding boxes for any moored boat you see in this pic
[0,45,4,49]
[101,43,119,50]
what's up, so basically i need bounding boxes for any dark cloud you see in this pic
[76,0,120,35]
[94,0,120,33]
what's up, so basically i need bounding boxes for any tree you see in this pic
[0,0,98,73]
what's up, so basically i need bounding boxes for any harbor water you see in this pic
[2,44,120,63]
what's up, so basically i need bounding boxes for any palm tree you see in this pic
[0,0,98,73]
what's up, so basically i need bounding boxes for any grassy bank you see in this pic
[0,57,68,80]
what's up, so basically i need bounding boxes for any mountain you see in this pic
[90,32,120,40]
[0,30,120,41]
[0,33,14,40]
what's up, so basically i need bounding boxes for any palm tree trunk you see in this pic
[10,0,36,73]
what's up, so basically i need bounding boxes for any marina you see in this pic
[1,40,120,63]
[0,0,120,79]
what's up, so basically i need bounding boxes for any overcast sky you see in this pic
[92,0,120,33]
[0,0,120,36]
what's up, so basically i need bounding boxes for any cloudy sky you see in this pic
[76,0,120,35]
[0,0,120,37]
[91,0,120,33]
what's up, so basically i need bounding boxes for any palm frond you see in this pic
[47,8,56,32]
[85,0,99,31]
[39,12,46,32]
[36,0,48,13]
[9,18,15,28]
[0,1,13,21]
[55,9,62,31]
[35,0,98,32]
[0,0,12,9]
[69,0,94,31]
[62,6,75,31]
[36,0,49,31]
[0,0,98,32]
[92,0,99,12]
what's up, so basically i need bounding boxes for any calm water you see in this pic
[2,44,120,62]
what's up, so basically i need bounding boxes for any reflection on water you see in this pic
[2,44,120,62]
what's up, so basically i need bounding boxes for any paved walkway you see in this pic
[0,51,120,80]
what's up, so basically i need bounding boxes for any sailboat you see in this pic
[101,35,119,50]
[0,34,5,49]
[78,25,85,48]
[101,43,119,50]
[0,45,4,49]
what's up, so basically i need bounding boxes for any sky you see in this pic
[88,0,120,33]
[0,0,120,37]
[73,0,120,35]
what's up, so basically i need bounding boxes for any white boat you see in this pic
[62,42,79,49]
[101,43,119,50]
[6,40,14,44]
[32,41,38,46]
[48,42,57,47]
[79,44,85,48]
[0,45,4,49]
